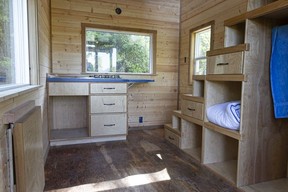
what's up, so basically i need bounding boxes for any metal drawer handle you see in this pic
[187,107,196,111]
[216,62,229,66]
[104,103,115,106]
[104,124,116,127]
[104,87,115,90]
[168,136,175,140]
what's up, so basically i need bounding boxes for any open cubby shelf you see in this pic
[50,128,89,140]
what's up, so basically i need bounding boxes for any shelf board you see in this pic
[241,178,288,192]
[207,43,249,56]
[206,74,246,82]
[225,1,288,26]
[182,147,201,162]
[206,160,237,186]
[181,94,204,103]
[173,110,182,118]
[193,75,206,81]
[204,122,241,140]
[164,124,181,136]
[50,128,89,140]
[181,114,203,126]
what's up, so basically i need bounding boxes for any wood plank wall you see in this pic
[51,0,180,128]
[179,0,247,95]
[38,0,51,157]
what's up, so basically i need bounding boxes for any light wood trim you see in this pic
[164,124,181,136]
[181,114,203,126]
[181,94,204,103]
[193,75,206,81]
[225,1,288,26]
[206,74,246,82]
[207,44,249,56]
[204,122,241,140]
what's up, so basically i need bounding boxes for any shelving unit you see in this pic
[203,0,288,188]
[166,1,288,190]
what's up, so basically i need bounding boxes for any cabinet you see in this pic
[48,82,128,145]
[89,83,127,137]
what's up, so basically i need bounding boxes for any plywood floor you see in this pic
[44,128,241,192]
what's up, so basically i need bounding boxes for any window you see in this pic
[0,0,30,89]
[190,25,212,78]
[82,24,156,74]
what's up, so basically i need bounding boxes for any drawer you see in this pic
[90,114,127,136]
[181,100,204,120]
[90,83,127,94]
[164,129,180,147]
[207,52,243,74]
[90,95,127,113]
[49,83,89,96]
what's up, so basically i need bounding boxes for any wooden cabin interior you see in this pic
[1,0,288,191]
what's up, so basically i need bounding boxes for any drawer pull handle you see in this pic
[216,62,229,66]
[104,87,116,90]
[104,103,115,106]
[187,107,195,111]
[104,124,116,127]
[168,136,175,140]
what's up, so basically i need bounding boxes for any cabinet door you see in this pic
[90,95,127,113]
[181,100,204,120]
[207,52,243,74]
[90,83,127,94]
[90,114,127,136]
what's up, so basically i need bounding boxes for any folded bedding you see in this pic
[206,101,241,130]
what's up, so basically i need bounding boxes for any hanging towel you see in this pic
[206,101,241,130]
[270,24,288,118]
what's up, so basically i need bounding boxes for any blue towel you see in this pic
[270,24,288,118]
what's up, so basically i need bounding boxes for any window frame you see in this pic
[81,23,157,75]
[188,21,214,84]
[0,0,39,92]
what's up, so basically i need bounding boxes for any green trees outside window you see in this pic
[84,26,156,74]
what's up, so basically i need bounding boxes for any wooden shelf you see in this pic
[182,147,201,162]
[206,74,246,82]
[206,160,237,186]
[50,128,89,140]
[193,75,205,81]
[207,43,249,56]
[164,124,181,136]
[173,110,182,118]
[204,122,241,140]
[181,94,204,103]
[181,114,203,126]
[241,178,288,192]
[225,1,288,26]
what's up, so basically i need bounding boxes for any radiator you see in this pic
[4,101,45,192]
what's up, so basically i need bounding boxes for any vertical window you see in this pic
[82,24,156,75]
[0,0,30,90]
[190,26,211,76]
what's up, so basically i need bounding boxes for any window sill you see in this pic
[0,85,42,102]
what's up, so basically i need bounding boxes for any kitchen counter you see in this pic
[47,76,155,83]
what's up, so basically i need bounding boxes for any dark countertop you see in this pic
[47,76,154,83]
